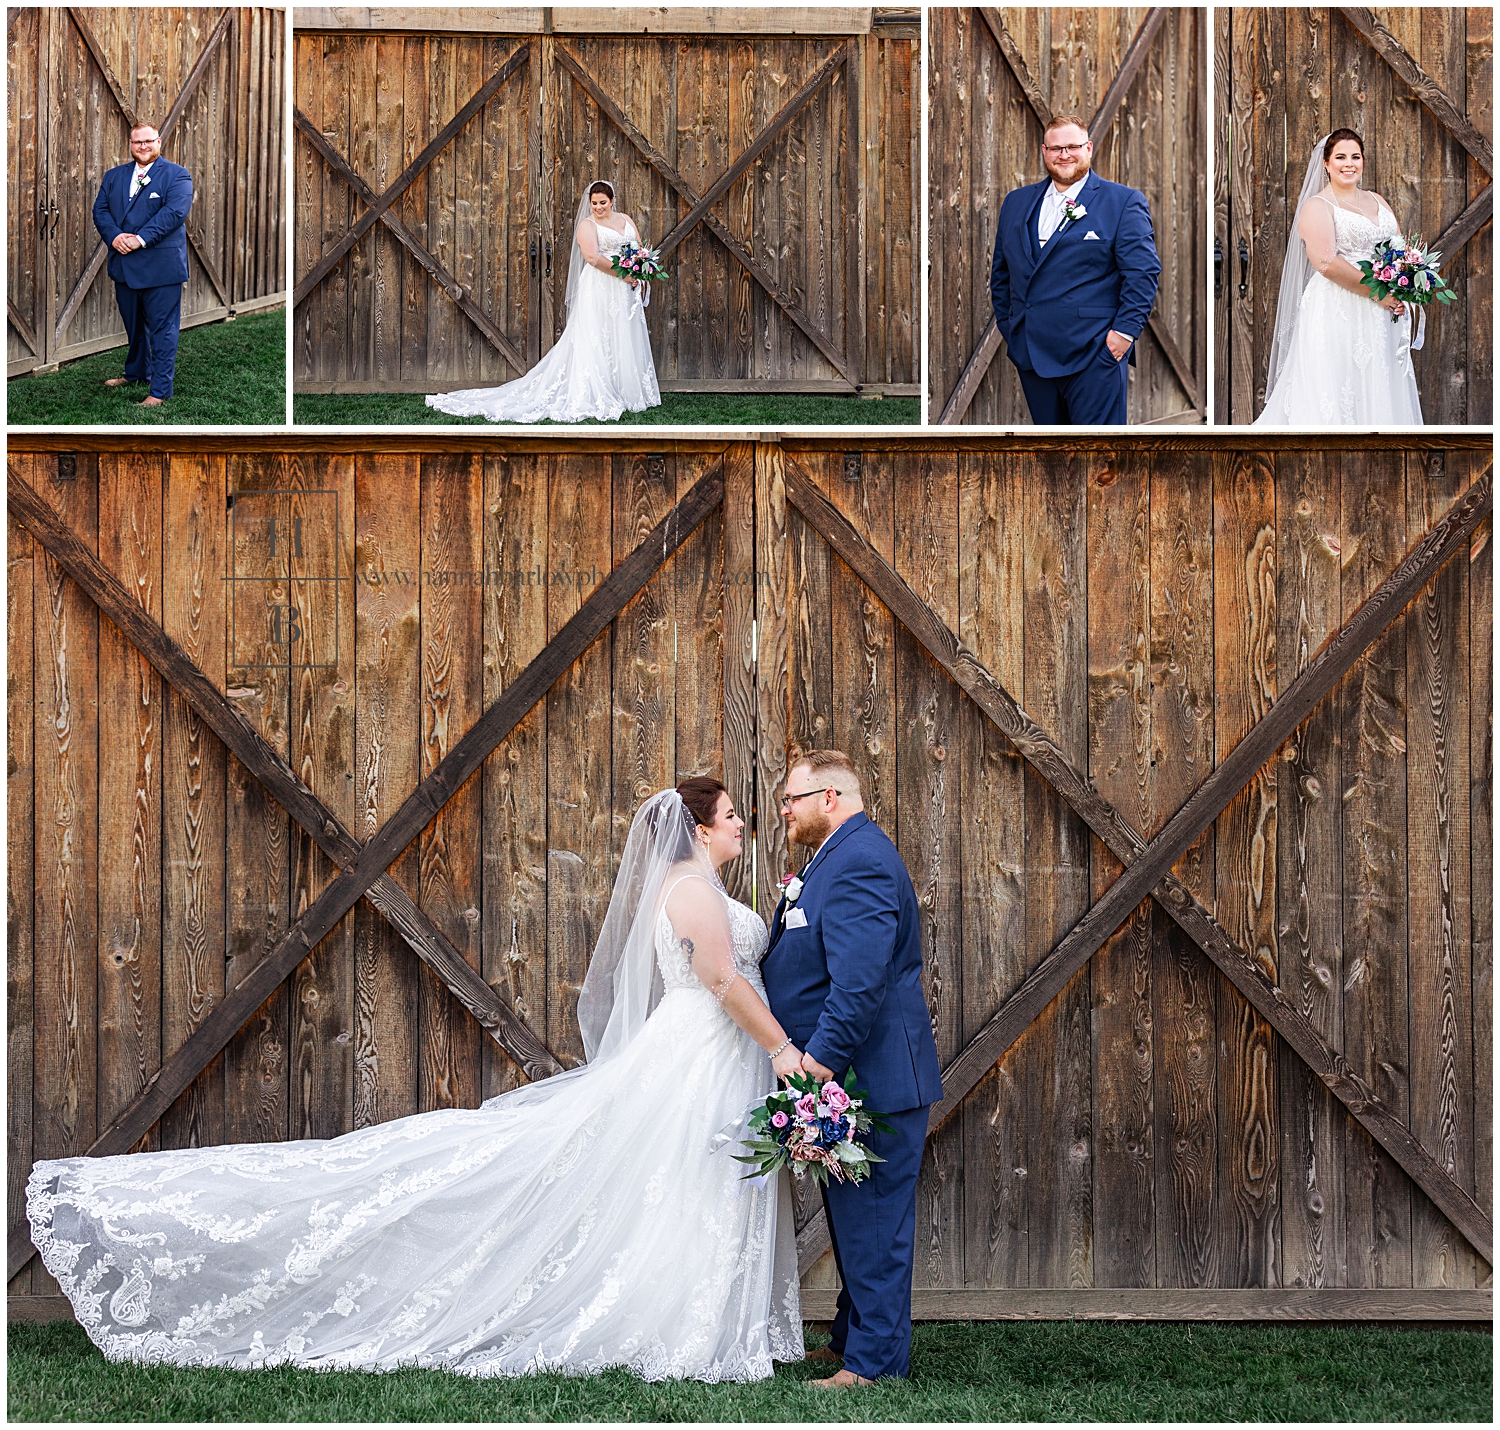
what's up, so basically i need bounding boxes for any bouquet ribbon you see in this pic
[1395,301,1426,373]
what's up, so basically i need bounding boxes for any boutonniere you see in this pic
[780,872,804,905]
[1061,198,1086,225]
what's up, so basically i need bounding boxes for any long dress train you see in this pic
[425,218,661,424]
[26,889,800,1380]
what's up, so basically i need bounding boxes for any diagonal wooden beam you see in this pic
[8,295,39,357]
[35,464,724,1182]
[945,9,1198,424]
[655,42,851,259]
[553,46,858,387]
[294,109,528,374]
[785,458,1492,1273]
[1339,7,1493,176]
[54,8,235,341]
[294,42,529,307]
[1433,182,1493,269]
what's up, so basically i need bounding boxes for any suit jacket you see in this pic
[93,159,193,289]
[761,813,943,1115]
[989,169,1160,379]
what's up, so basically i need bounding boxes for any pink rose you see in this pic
[822,1083,852,1113]
[1398,276,1410,286]
[771,1110,789,1129]
[794,1093,818,1120]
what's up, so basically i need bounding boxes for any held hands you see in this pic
[771,1044,804,1081]
[800,1050,834,1083]
[1105,329,1133,361]
[111,233,144,255]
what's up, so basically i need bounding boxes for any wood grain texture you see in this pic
[1468,487,1492,1280]
[718,443,758,907]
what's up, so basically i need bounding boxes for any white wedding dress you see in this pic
[26,881,800,1380]
[1255,196,1424,426]
[425,217,662,424]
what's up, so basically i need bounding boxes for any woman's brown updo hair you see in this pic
[588,180,615,202]
[1323,128,1364,162]
[677,776,727,831]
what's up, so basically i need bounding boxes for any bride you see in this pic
[26,780,804,1381]
[1255,129,1424,426]
[426,179,662,423]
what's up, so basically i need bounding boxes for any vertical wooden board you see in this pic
[611,452,676,854]
[294,33,320,381]
[8,8,39,366]
[371,34,404,387]
[1229,9,1256,421]
[1274,446,1346,1289]
[1338,450,1412,1289]
[96,453,163,1148]
[1212,450,1280,1287]
[417,453,484,1110]
[957,447,1029,1289]
[1249,8,1284,420]
[1283,9,1331,270]
[451,37,483,385]
[673,461,725,784]
[1464,8,1492,426]
[787,506,833,766]
[1405,452,1474,1289]
[425,37,459,382]
[546,454,613,1071]
[1021,450,1093,1289]
[8,501,36,1293]
[925,6,964,416]
[354,452,422,1126]
[1086,449,1155,1289]
[707,43,732,380]
[895,449,963,1290]
[1375,8,1423,414]
[719,443,757,908]
[287,454,356,1140]
[224,453,291,1145]
[481,452,549,1101]
[401,36,431,384]
[1469,481,1492,1269]
[1212,7,1230,420]
[727,39,757,380]
[32,453,100,1248]
[754,443,791,961]
[345,36,377,382]
[806,449,895,832]
[1149,450,1219,1288]
[161,453,228,1153]
[320,36,352,385]
[675,39,706,383]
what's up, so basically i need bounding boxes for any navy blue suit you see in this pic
[93,159,193,398]
[989,169,1160,424]
[762,813,942,1380]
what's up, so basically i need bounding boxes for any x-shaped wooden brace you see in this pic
[782,456,1493,1274]
[939,7,1204,424]
[293,42,532,374]
[7,459,727,1281]
[54,6,236,347]
[554,42,861,387]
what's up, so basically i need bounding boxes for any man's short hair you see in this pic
[130,122,161,139]
[1043,113,1091,142]
[789,748,861,798]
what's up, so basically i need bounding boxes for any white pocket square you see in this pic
[1084,230,1101,240]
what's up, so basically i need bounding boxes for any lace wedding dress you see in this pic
[1256,196,1424,426]
[426,217,662,424]
[26,879,800,1380]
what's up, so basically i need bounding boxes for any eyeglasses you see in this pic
[780,787,839,811]
[1043,142,1089,156]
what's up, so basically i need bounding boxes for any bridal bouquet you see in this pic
[611,242,668,286]
[1357,236,1457,316]
[733,1070,890,1187]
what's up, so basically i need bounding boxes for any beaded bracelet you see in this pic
[769,1037,792,1059]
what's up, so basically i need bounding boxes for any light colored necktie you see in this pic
[130,169,145,198]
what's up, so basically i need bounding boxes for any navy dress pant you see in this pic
[820,1102,929,1380]
[115,282,182,399]
[1014,339,1130,425]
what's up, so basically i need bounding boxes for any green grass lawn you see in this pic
[293,389,920,427]
[6,309,286,427]
[7,1319,1488,1422]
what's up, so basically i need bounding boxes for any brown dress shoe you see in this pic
[810,1368,875,1389]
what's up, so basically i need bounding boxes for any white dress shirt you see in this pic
[129,163,156,199]
[1038,175,1087,246]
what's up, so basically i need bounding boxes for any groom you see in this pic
[92,122,193,406]
[762,750,943,1388]
[989,113,1160,425]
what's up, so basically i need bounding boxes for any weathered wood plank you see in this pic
[1469,476,1492,1275]
[1087,450,1154,1289]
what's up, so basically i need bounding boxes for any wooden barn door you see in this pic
[294,32,542,392]
[6,7,46,375]
[12,8,282,374]
[541,29,865,391]
[930,7,1207,426]
[1223,7,1493,425]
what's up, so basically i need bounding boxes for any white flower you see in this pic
[784,876,804,904]
[1064,201,1086,221]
